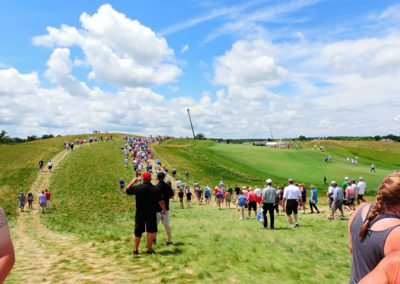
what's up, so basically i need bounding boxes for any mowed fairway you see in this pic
[5,137,400,283]
[152,139,400,193]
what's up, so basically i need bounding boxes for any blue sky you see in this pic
[0,0,399,138]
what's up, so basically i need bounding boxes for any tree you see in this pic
[195,133,205,140]
[0,130,9,143]
[374,135,381,141]
[299,135,307,141]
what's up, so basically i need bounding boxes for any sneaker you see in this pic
[289,225,295,229]
[301,211,305,214]
[166,241,173,246]
[146,249,156,254]
[133,250,139,255]
[295,223,300,227]
[328,216,334,220]
[349,210,354,216]
[341,217,346,220]
[247,216,250,220]
[240,216,243,220]
[270,227,275,230]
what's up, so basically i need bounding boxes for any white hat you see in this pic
[359,177,363,180]
[345,177,349,180]
[331,181,336,185]
[243,186,246,189]
[266,179,272,184]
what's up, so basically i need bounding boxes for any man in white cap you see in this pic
[327,181,335,209]
[261,179,276,229]
[357,177,367,205]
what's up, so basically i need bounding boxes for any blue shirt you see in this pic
[120,179,124,186]
[332,187,343,200]
[238,195,246,207]
[309,189,318,203]
[204,188,210,197]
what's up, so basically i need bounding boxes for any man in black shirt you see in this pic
[124,172,166,255]
[154,172,174,245]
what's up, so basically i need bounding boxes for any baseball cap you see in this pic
[345,177,349,180]
[331,181,336,185]
[359,177,363,180]
[142,172,151,181]
[266,179,272,184]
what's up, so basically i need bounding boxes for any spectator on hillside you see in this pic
[204,185,211,204]
[237,191,247,220]
[299,184,307,214]
[348,172,400,283]
[262,179,276,229]
[172,168,177,179]
[18,192,26,212]
[27,192,34,210]
[329,182,345,220]
[45,189,51,209]
[47,161,53,173]
[185,185,192,208]
[254,186,262,205]
[309,185,320,214]
[39,191,46,213]
[124,173,166,255]
[357,177,367,205]
[39,159,44,171]
[119,178,124,193]
[154,172,174,246]
[0,206,15,283]
[247,188,258,219]
[371,164,376,172]
[283,178,302,228]
[216,188,223,209]
[234,185,240,204]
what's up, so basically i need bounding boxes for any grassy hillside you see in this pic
[0,133,125,219]
[40,137,352,283]
[152,139,399,193]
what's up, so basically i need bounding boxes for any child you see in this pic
[216,189,223,210]
[225,190,231,208]
[185,185,192,208]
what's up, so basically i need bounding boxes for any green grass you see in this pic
[152,139,400,194]
[6,137,400,282]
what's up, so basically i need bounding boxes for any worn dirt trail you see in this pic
[8,147,141,284]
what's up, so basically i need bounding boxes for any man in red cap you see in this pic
[124,172,166,255]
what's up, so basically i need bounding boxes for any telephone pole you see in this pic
[187,108,196,139]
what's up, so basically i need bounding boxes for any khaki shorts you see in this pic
[156,210,170,226]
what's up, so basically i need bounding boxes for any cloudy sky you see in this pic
[1,0,399,139]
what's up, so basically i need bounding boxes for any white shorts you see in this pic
[46,200,50,206]
[156,210,170,226]
[238,205,245,209]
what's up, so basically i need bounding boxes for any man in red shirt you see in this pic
[44,189,51,209]
[247,188,258,219]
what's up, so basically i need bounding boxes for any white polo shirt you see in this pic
[358,181,366,195]
[283,185,301,200]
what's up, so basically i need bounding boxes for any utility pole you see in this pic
[270,128,274,140]
[187,108,196,139]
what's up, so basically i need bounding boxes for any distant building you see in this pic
[380,139,393,142]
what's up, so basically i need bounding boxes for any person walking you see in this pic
[309,185,320,214]
[329,182,345,220]
[39,159,44,171]
[39,191,46,213]
[348,171,400,283]
[178,188,184,209]
[124,173,166,255]
[261,179,276,229]
[47,161,53,173]
[27,192,34,210]
[119,178,125,193]
[45,189,51,209]
[237,191,247,220]
[283,178,302,228]
[154,172,174,246]
[185,185,192,208]
[247,188,258,219]
[371,164,376,172]
[357,177,367,205]
[18,192,26,212]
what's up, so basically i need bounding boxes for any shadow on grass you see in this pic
[158,248,183,255]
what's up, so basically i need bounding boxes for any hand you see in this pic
[162,209,166,215]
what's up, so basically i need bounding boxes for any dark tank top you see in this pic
[350,204,400,283]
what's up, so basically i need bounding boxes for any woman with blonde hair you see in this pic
[348,171,400,283]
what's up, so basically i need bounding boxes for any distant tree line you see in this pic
[0,130,54,144]
[297,134,400,142]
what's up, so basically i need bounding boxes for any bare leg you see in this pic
[164,224,172,242]
[287,215,293,225]
[146,233,155,251]
[134,236,141,251]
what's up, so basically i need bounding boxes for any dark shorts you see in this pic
[301,196,306,203]
[248,201,257,211]
[344,198,355,205]
[357,194,364,200]
[134,213,157,237]
[286,200,298,215]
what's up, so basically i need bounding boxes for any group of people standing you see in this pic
[18,189,50,213]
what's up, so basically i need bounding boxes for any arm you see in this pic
[0,225,15,283]
[158,200,166,214]
[124,177,139,194]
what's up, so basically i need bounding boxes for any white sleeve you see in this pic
[283,189,288,199]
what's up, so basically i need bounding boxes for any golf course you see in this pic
[1,134,399,283]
